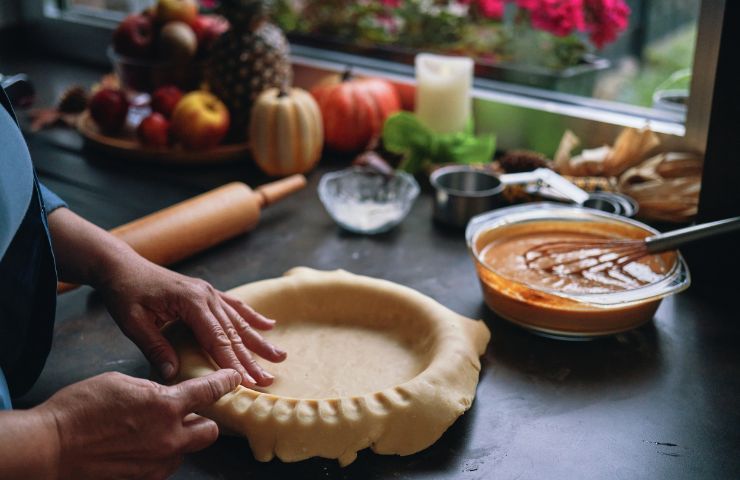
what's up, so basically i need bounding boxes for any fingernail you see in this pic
[274,348,287,359]
[161,362,175,380]
[262,371,274,380]
[242,371,257,385]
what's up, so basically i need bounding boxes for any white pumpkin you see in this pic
[249,87,324,176]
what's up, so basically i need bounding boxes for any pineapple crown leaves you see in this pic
[217,0,278,31]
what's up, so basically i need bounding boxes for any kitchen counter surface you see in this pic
[3,48,740,480]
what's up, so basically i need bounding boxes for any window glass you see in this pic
[273,0,699,113]
[60,0,700,116]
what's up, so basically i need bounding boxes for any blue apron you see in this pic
[0,87,66,408]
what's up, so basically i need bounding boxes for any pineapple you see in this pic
[207,0,292,139]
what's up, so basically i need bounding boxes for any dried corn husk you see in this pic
[603,127,661,176]
[619,152,703,223]
[554,126,660,177]
[567,146,611,176]
[656,152,704,178]
[553,130,581,173]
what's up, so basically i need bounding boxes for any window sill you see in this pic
[290,45,687,155]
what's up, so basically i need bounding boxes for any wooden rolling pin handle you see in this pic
[256,174,307,208]
[57,176,306,294]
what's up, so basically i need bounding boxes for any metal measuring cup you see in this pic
[430,166,638,228]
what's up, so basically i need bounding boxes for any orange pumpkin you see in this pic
[311,71,401,153]
[393,82,416,111]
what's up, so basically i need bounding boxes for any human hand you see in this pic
[36,369,241,480]
[97,255,286,387]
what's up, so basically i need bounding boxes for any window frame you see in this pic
[21,0,720,154]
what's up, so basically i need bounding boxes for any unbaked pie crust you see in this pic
[169,268,490,466]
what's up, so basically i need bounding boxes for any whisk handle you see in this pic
[645,216,740,253]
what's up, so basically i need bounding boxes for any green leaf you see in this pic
[382,111,496,174]
[443,133,496,164]
[398,150,429,173]
[382,112,433,154]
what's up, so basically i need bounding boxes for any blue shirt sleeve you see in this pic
[38,182,67,213]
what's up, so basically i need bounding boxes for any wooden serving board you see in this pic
[77,111,250,165]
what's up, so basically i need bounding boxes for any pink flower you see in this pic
[515,0,540,9]
[585,0,630,48]
[529,0,586,37]
[380,0,402,7]
[478,0,505,19]
[375,12,403,35]
[458,0,504,20]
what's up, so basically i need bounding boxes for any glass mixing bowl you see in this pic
[319,167,420,235]
[465,203,691,339]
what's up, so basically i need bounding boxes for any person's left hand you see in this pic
[96,255,287,387]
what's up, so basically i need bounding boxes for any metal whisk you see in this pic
[524,216,740,282]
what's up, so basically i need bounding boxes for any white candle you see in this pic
[415,53,474,134]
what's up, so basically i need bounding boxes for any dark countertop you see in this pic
[3,49,740,479]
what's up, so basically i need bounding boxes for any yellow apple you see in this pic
[171,91,230,149]
[156,0,198,25]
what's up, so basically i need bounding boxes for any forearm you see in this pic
[47,208,138,288]
[0,409,59,479]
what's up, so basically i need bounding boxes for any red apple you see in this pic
[89,88,129,133]
[170,91,230,149]
[113,14,155,58]
[151,85,183,118]
[156,0,198,25]
[158,21,198,62]
[137,112,171,147]
[191,15,229,54]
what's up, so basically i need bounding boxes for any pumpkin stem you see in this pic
[278,88,289,98]
[341,67,353,82]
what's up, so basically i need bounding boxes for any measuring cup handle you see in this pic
[498,171,541,186]
[535,169,591,205]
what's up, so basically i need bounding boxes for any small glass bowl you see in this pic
[318,167,420,235]
[108,46,206,93]
[465,203,691,339]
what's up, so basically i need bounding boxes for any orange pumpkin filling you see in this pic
[471,220,677,336]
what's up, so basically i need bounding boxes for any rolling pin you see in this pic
[57,174,307,294]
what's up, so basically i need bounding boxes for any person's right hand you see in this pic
[36,369,241,480]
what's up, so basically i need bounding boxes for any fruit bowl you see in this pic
[77,111,249,165]
[109,46,206,93]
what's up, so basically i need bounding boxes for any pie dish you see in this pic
[168,267,490,465]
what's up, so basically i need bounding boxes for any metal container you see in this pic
[430,166,639,227]
[430,166,505,228]
[582,192,639,218]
